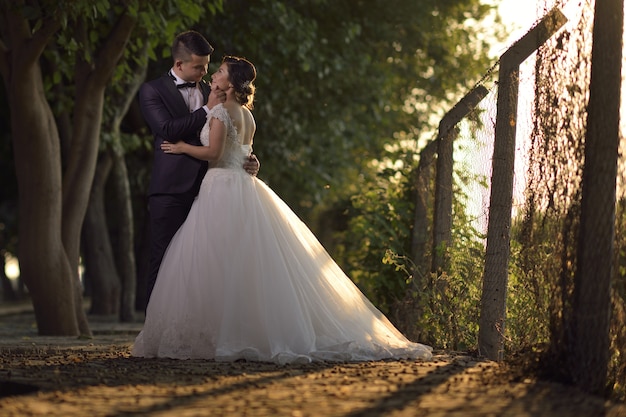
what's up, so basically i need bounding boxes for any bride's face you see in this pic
[211,63,231,92]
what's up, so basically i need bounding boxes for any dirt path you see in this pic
[0,309,624,417]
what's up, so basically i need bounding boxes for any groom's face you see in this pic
[176,54,210,83]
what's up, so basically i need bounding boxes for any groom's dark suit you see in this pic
[139,73,212,306]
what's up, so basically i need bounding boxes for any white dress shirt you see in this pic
[170,69,205,113]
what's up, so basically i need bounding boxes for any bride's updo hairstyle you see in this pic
[223,56,256,110]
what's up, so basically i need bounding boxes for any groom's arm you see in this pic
[139,82,207,141]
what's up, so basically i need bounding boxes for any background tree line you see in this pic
[0,0,496,334]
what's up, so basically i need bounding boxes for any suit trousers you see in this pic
[146,188,199,309]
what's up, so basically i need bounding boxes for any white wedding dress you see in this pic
[132,104,432,364]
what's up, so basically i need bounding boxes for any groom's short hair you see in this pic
[172,31,214,61]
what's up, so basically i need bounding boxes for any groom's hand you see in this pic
[243,154,260,176]
[207,87,226,109]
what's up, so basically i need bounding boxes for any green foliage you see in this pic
[0,0,223,293]
[508,195,626,401]
[380,222,484,352]
[331,138,486,350]
[343,163,416,307]
[39,0,222,123]
[203,0,495,222]
[507,211,558,351]
[607,199,626,401]
[425,204,484,349]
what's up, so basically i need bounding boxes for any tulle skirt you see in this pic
[132,168,432,364]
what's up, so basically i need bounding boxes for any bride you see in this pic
[132,56,432,364]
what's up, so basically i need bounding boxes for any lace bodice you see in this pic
[200,104,252,169]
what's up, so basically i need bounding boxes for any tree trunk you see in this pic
[103,44,148,319]
[59,12,138,333]
[11,74,80,335]
[109,149,137,322]
[1,4,138,335]
[60,86,105,336]
[569,0,623,395]
[135,208,151,312]
[1,9,81,335]
[82,152,121,315]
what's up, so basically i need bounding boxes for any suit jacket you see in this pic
[139,73,212,196]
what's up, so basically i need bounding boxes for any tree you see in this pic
[0,0,219,335]
[0,0,139,335]
[568,0,623,395]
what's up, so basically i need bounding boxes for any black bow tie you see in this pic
[177,82,197,89]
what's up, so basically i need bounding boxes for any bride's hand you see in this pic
[161,140,182,154]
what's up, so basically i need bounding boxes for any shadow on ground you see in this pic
[0,307,625,417]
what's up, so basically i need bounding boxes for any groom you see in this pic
[139,30,259,308]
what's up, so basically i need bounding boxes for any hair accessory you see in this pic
[242,80,251,89]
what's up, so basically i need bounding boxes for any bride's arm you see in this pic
[161,117,226,162]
